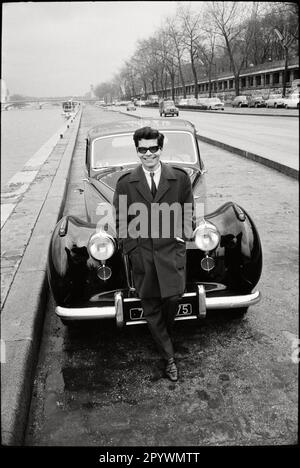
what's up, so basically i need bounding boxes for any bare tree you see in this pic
[165,15,188,98]
[195,14,217,98]
[156,29,178,100]
[206,1,257,96]
[177,4,202,98]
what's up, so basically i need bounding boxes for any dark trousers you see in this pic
[141,295,180,360]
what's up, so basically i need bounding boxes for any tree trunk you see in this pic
[164,74,168,98]
[178,62,186,98]
[208,70,212,98]
[142,79,147,98]
[151,79,155,94]
[170,73,175,101]
[191,57,198,98]
[234,74,240,96]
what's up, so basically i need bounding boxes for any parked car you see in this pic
[265,95,285,108]
[126,102,136,111]
[177,98,188,106]
[48,118,262,328]
[178,98,189,106]
[232,96,249,108]
[248,96,266,108]
[186,98,198,106]
[197,98,209,109]
[204,98,225,110]
[159,100,179,116]
[284,93,299,109]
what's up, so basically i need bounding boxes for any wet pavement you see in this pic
[25,105,298,446]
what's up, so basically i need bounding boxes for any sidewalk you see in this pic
[1,109,82,445]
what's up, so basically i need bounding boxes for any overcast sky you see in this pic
[2,1,194,97]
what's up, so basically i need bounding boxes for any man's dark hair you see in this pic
[133,126,164,149]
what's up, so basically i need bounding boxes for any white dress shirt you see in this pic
[142,163,161,191]
[142,163,184,243]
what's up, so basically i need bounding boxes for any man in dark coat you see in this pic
[113,126,194,381]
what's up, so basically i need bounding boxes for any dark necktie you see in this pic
[150,172,157,198]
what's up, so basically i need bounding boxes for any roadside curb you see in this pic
[146,104,299,118]
[196,134,298,180]
[115,109,298,180]
[1,108,82,446]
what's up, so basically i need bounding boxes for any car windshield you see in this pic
[92,131,197,168]
[165,101,175,106]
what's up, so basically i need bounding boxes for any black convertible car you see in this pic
[47,118,262,327]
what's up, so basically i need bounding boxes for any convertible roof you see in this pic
[87,117,196,139]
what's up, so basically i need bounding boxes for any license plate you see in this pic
[129,303,193,321]
[176,303,192,316]
[129,308,144,320]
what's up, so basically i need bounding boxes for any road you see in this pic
[122,106,299,171]
[25,105,298,446]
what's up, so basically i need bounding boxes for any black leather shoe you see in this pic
[165,358,178,382]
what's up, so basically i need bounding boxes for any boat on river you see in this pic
[61,100,78,118]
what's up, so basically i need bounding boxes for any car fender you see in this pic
[187,202,262,293]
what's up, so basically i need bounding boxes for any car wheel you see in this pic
[160,112,162,117]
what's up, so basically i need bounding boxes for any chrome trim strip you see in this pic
[206,290,261,309]
[126,315,198,326]
[174,315,198,321]
[55,291,261,320]
[197,284,207,318]
[56,306,115,320]
[115,291,124,328]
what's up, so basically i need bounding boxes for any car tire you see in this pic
[160,112,162,116]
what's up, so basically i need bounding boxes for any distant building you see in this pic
[156,56,299,101]
[89,84,96,99]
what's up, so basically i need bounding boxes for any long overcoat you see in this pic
[113,163,194,298]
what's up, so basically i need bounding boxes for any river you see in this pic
[1,106,65,186]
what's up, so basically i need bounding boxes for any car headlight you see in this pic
[194,220,220,252]
[88,232,115,261]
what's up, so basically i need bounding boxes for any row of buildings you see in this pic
[157,57,299,101]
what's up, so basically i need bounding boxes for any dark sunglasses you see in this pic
[137,145,159,155]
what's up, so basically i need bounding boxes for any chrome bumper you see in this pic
[56,287,261,325]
